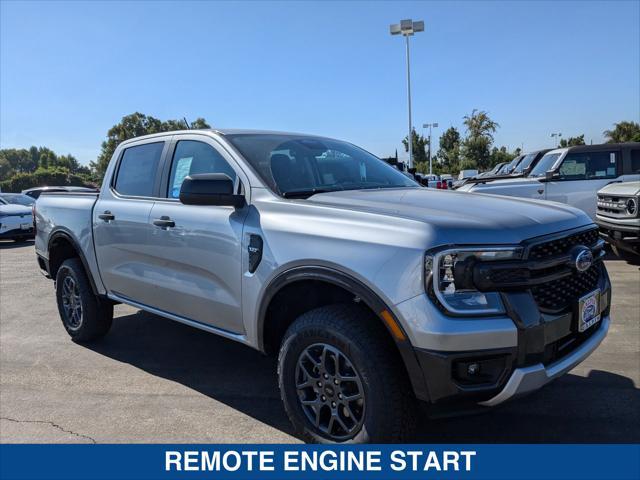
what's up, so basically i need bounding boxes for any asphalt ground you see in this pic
[1,240,638,443]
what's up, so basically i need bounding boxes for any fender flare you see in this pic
[48,229,99,296]
[257,266,430,401]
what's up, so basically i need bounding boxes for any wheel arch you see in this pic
[257,266,430,401]
[48,229,99,296]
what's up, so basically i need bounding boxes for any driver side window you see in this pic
[558,151,618,180]
[168,140,236,199]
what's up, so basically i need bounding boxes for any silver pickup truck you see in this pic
[34,129,611,443]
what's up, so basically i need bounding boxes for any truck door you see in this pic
[93,140,168,305]
[145,137,248,334]
[545,149,622,221]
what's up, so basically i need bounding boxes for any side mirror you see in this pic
[544,170,559,181]
[179,173,245,208]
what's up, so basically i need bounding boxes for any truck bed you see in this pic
[34,192,104,293]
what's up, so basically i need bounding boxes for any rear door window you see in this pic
[113,142,165,197]
[557,151,619,180]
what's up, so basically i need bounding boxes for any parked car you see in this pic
[453,169,479,188]
[510,149,552,176]
[457,143,640,220]
[476,162,508,178]
[458,150,552,190]
[596,181,640,265]
[35,129,610,443]
[23,186,98,199]
[0,193,35,241]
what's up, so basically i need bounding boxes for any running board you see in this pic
[107,293,250,346]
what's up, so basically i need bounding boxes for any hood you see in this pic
[457,176,541,192]
[0,204,32,215]
[598,181,640,196]
[307,187,592,245]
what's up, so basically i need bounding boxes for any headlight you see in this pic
[626,197,638,216]
[425,247,522,316]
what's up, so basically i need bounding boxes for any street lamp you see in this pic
[423,122,438,174]
[390,18,424,170]
[551,132,562,147]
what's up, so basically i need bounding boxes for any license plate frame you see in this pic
[578,289,601,333]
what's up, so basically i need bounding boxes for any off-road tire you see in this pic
[55,258,113,342]
[278,303,416,443]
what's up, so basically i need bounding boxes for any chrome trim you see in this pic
[479,315,610,407]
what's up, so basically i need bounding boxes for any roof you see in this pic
[118,128,332,146]
[565,142,640,152]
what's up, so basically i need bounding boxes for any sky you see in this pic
[1,0,639,166]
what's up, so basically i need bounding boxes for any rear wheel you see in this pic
[55,258,113,342]
[278,304,415,443]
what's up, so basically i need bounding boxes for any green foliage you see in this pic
[90,112,211,179]
[0,146,92,186]
[559,134,586,147]
[402,128,429,165]
[0,167,96,192]
[459,158,478,171]
[461,109,499,170]
[489,146,517,167]
[603,121,640,143]
[434,127,462,174]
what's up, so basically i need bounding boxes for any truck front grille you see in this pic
[528,228,599,260]
[530,263,601,312]
[597,194,636,219]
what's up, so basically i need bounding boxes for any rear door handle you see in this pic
[98,211,115,221]
[153,216,175,228]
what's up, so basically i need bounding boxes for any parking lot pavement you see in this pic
[1,241,638,443]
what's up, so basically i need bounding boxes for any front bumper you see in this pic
[395,226,610,406]
[479,314,609,406]
[596,218,639,254]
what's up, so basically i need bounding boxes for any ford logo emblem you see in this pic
[573,247,593,272]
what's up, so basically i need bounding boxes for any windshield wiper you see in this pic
[281,188,337,199]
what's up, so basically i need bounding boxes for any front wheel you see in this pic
[278,304,415,443]
[55,258,113,342]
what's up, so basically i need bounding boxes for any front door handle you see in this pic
[98,211,115,221]
[153,216,175,228]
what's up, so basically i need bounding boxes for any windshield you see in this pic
[0,194,35,206]
[503,155,523,174]
[529,153,563,177]
[226,134,419,197]
[513,153,537,174]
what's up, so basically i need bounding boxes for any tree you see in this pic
[461,109,499,170]
[90,112,211,179]
[434,127,462,174]
[462,109,499,140]
[559,134,586,148]
[603,121,640,143]
[489,146,517,167]
[401,128,429,165]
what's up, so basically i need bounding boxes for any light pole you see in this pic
[390,19,424,170]
[551,132,562,147]
[423,122,438,174]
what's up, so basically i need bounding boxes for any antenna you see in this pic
[183,117,191,129]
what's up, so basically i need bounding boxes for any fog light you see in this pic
[467,363,480,375]
[453,356,509,386]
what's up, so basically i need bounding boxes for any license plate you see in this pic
[578,289,601,332]
[20,223,31,230]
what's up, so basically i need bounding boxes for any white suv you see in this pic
[457,143,640,220]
